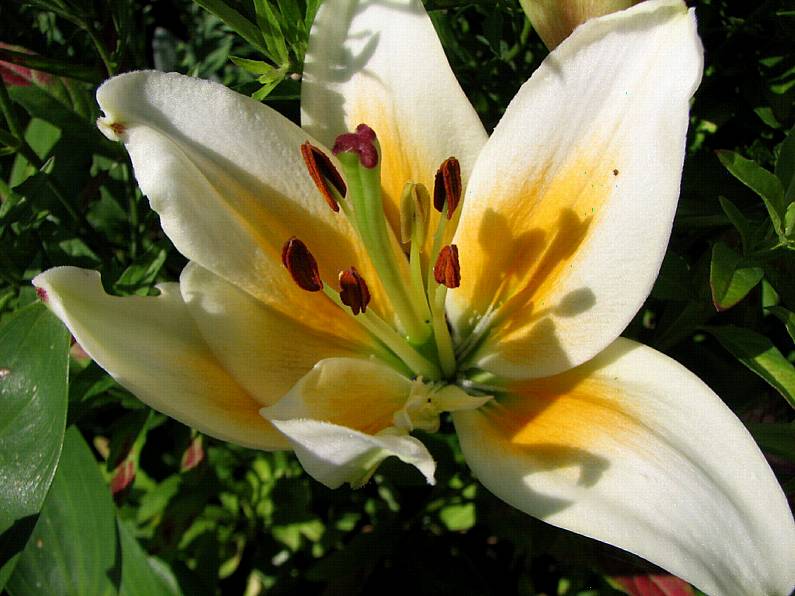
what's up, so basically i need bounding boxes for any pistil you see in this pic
[333,125,432,345]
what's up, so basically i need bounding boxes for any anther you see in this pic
[281,237,323,292]
[338,267,371,315]
[301,142,347,212]
[433,157,462,219]
[332,124,379,168]
[433,244,461,288]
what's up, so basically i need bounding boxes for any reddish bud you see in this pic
[35,287,48,302]
[281,237,323,292]
[301,142,346,211]
[110,459,136,496]
[181,436,205,472]
[332,124,379,168]
[433,157,462,220]
[338,267,371,315]
[433,245,461,288]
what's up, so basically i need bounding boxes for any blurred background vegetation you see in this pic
[0,0,793,594]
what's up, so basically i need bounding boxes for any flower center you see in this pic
[286,124,478,400]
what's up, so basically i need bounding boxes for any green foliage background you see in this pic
[0,0,793,594]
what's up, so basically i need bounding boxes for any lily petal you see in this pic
[96,71,391,334]
[32,267,287,450]
[301,0,488,239]
[453,338,795,596]
[269,419,435,488]
[450,0,703,379]
[180,263,383,408]
[260,357,412,434]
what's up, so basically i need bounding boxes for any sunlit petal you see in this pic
[180,263,383,407]
[269,419,435,488]
[450,0,703,379]
[453,338,795,596]
[33,267,287,450]
[301,0,487,241]
[96,71,392,332]
[260,357,412,434]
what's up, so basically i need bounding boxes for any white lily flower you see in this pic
[33,1,795,594]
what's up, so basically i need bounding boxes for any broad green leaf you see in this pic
[717,150,786,235]
[706,325,795,409]
[0,304,69,590]
[747,422,795,461]
[718,196,753,254]
[785,202,795,238]
[766,306,795,343]
[118,519,182,596]
[192,0,269,56]
[709,242,764,311]
[5,427,119,596]
[113,246,168,296]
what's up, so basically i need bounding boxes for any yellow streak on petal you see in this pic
[457,150,616,343]
[480,368,635,478]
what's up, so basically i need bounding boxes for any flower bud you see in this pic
[520,0,641,49]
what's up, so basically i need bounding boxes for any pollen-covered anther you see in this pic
[433,157,462,220]
[338,267,371,315]
[433,244,461,289]
[332,123,379,168]
[281,237,323,292]
[300,142,346,212]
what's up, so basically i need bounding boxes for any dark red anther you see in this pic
[281,237,323,292]
[338,267,371,315]
[433,245,461,289]
[433,157,462,220]
[36,287,48,302]
[301,142,346,212]
[332,124,379,168]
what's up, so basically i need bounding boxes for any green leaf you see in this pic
[0,304,69,590]
[229,55,279,76]
[709,242,764,311]
[118,519,182,596]
[776,127,795,204]
[5,427,120,596]
[747,423,795,461]
[705,325,795,409]
[717,150,786,235]
[439,502,476,531]
[766,306,795,343]
[192,0,269,56]
[253,0,290,66]
[718,196,753,254]
[113,246,168,296]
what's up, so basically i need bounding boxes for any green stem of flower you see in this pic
[431,284,456,379]
[338,152,431,345]
[322,285,439,380]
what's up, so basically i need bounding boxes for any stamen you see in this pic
[400,182,430,245]
[301,142,346,212]
[332,123,379,168]
[339,267,371,315]
[281,237,323,292]
[433,245,461,289]
[433,157,462,220]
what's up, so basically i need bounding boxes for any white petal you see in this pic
[449,0,703,379]
[96,71,392,333]
[269,419,435,489]
[180,264,382,408]
[260,357,412,434]
[301,0,487,236]
[33,267,287,450]
[453,338,795,596]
